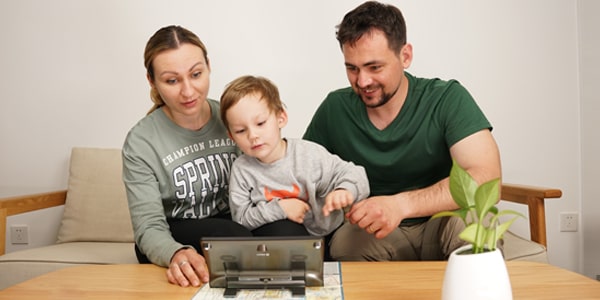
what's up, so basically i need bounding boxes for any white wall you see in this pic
[0,0,594,277]
[579,0,600,280]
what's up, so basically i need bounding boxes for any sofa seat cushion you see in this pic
[503,230,548,263]
[0,242,137,290]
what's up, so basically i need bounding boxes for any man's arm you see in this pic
[347,129,501,238]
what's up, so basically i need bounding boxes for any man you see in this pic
[303,1,501,261]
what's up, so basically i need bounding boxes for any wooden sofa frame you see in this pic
[0,184,561,256]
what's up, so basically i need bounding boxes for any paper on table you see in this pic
[191,261,343,300]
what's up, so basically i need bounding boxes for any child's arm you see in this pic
[278,198,310,223]
[322,189,355,217]
[229,161,288,230]
[316,150,370,217]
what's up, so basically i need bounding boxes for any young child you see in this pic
[220,75,369,237]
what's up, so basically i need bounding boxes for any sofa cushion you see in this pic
[57,147,134,243]
[0,242,137,290]
[503,230,548,263]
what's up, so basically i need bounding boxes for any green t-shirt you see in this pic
[303,72,491,197]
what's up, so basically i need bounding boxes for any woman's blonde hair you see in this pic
[144,25,209,114]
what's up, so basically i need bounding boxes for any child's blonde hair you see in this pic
[220,75,285,130]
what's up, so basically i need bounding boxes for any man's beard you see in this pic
[361,83,400,109]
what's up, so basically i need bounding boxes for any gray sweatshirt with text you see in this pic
[122,100,238,267]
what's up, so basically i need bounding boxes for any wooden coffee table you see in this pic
[1,261,599,299]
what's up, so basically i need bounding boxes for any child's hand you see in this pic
[323,189,354,216]
[278,198,310,224]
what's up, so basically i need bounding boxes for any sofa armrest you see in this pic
[0,185,561,254]
[0,190,67,255]
[501,183,562,248]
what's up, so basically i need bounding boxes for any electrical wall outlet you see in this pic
[559,212,578,232]
[10,225,29,244]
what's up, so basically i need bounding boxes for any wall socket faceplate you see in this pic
[559,212,578,232]
[10,225,29,244]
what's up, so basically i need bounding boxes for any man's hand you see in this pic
[166,247,208,287]
[322,189,354,216]
[278,198,310,223]
[346,195,405,239]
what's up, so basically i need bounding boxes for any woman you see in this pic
[122,25,251,288]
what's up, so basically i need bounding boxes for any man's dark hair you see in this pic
[336,1,407,54]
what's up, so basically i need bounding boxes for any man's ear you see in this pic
[278,109,289,129]
[400,43,413,69]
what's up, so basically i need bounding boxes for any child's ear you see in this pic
[224,122,233,139]
[277,110,288,129]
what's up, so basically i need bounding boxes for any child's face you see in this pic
[226,93,288,164]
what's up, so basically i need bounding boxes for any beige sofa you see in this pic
[0,147,562,290]
[0,148,137,290]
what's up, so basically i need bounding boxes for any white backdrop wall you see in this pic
[579,0,600,280]
[0,0,595,277]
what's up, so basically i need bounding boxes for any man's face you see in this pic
[342,29,411,108]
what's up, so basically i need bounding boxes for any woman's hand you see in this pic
[278,198,310,223]
[166,247,209,287]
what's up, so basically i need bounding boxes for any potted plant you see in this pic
[432,160,524,300]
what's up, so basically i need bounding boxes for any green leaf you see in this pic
[495,217,518,239]
[431,210,462,219]
[458,223,477,244]
[484,226,498,250]
[496,209,526,219]
[432,208,471,230]
[488,211,525,250]
[474,178,500,221]
[449,160,478,208]
[442,160,522,252]
[489,206,499,215]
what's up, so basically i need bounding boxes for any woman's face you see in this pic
[149,43,210,123]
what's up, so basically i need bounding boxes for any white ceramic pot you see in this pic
[441,245,512,300]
